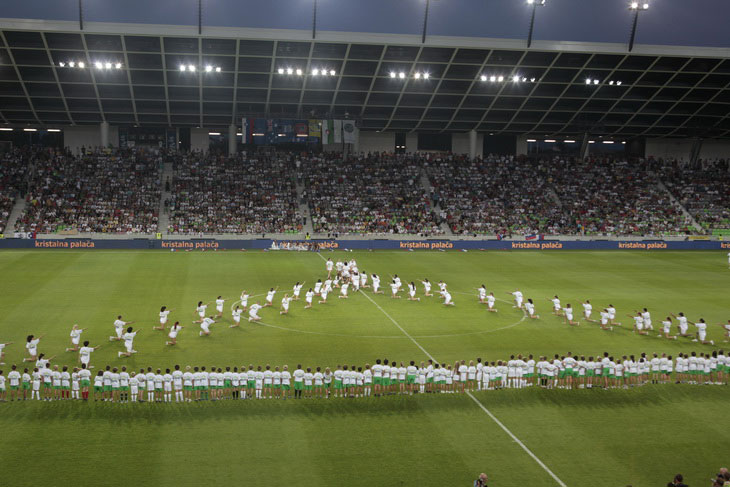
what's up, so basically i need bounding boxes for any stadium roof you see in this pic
[1,0,729,138]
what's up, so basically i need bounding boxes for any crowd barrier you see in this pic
[0,238,728,251]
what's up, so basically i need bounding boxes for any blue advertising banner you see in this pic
[0,239,728,251]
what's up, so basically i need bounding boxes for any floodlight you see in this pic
[398,72,405,79]
[105,62,112,69]
[296,68,303,76]
[115,63,121,69]
[78,62,85,68]
[489,76,496,82]
[205,65,213,72]
[609,80,614,85]
[69,61,75,67]
[180,65,187,72]
[312,68,320,75]
[585,78,592,84]
[513,75,520,82]
[330,70,336,76]
[286,68,293,75]
[630,2,638,9]
[23,128,37,132]
[530,77,536,82]
[497,75,504,82]
[215,67,221,72]
[278,68,285,74]
[414,72,421,79]
[642,2,649,9]
[616,81,622,85]
[593,79,599,84]
[59,62,65,67]
[390,72,397,78]
[47,129,61,132]
[423,73,429,79]
[95,62,103,69]
[480,75,487,81]
[189,65,196,72]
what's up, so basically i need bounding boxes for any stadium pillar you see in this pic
[468,130,477,161]
[100,122,110,148]
[228,124,237,155]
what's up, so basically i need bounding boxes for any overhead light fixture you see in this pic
[188,65,196,72]
[480,75,487,81]
[296,134,308,138]
[278,68,285,74]
[23,128,37,132]
[642,2,649,9]
[609,80,614,85]
[0,127,13,131]
[622,141,627,144]
[115,63,122,69]
[205,65,213,72]
[215,67,221,72]
[398,72,406,79]
[530,77,536,82]
[236,132,243,136]
[585,78,592,84]
[95,62,103,69]
[489,75,497,82]
[252,133,264,136]
[513,75,520,82]
[593,79,599,85]
[588,140,595,144]
[105,62,112,69]
[616,81,622,86]
[330,69,336,76]
[564,139,576,143]
[296,68,303,76]
[312,68,319,75]
[390,72,397,78]
[630,1,639,8]
[497,75,503,82]
[423,72,430,79]
[278,133,286,137]
[544,139,556,143]
[208,132,221,136]
[602,140,614,144]
[47,128,61,132]
[58,62,65,67]
[286,68,293,75]
[526,138,537,142]
[180,65,187,72]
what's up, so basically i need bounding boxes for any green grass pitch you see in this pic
[0,249,728,487]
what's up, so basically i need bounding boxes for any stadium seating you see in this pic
[2,147,725,237]
[658,159,730,233]
[303,153,443,235]
[167,153,301,234]
[17,150,160,234]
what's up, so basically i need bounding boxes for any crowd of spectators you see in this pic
[426,154,566,236]
[167,153,301,234]
[427,154,694,237]
[2,146,728,237]
[658,158,730,233]
[17,149,160,234]
[0,148,32,233]
[302,153,442,235]
[545,156,691,236]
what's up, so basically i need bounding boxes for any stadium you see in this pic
[0,1,728,486]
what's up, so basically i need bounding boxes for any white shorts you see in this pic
[488,301,495,309]
[160,317,168,325]
[81,356,89,366]
[565,312,573,321]
[131,386,138,395]
[164,384,172,392]
[698,330,706,341]
[409,290,416,298]
[444,296,452,305]
[515,298,523,306]
[306,297,312,304]
[249,311,259,319]
[198,311,206,318]
[168,331,178,339]
[282,304,289,311]
[72,337,80,345]
[115,327,124,338]
[200,323,210,333]
[584,311,591,318]
[233,316,241,323]
[294,290,301,297]
[216,305,223,313]
[125,342,134,353]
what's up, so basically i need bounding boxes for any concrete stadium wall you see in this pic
[358,131,395,153]
[64,125,118,154]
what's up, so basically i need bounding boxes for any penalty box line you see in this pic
[315,252,568,487]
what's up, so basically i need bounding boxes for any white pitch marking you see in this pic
[316,252,567,487]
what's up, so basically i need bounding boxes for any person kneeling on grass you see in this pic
[199,316,216,337]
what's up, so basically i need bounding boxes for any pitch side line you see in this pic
[315,253,567,487]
